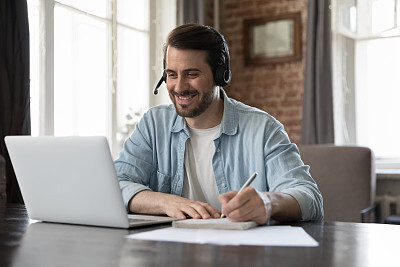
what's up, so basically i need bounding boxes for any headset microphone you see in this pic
[154,76,165,95]
[154,60,167,95]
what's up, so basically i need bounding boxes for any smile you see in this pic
[172,90,199,105]
[178,95,193,100]
[176,94,197,105]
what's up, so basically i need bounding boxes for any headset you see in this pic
[153,26,231,95]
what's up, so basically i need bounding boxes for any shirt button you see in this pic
[221,183,226,188]
[217,148,220,152]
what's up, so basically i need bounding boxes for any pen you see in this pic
[220,172,258,218]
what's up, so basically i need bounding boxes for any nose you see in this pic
[169,75,189,94]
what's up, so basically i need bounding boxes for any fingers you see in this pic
[184,202,221,219]
[181,202,212,219]
[164,195,221,219]
[202,203,222,219]
[219,189,250,217]
[220,187,269,225]
[218,190,237,206]
[227,197,267,224]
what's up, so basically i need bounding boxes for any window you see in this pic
[332,0,400,169]
[27,0,175,158]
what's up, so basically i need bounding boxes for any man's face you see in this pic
[165,46,218,118]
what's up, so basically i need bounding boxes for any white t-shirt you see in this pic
[182,124,221,210]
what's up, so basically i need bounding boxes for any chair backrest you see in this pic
[298,145,376,222]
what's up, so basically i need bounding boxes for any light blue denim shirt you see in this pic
[115,89,324,221]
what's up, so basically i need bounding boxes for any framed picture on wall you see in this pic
[243,12,302,65]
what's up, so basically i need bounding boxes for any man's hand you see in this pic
[129,190,221,219]
[219,187,270,224]
[219,188,302,225]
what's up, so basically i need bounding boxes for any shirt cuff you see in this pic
[119,180,152,211]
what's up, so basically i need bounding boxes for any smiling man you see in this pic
[114,24,323,224]
[166,46,222,128]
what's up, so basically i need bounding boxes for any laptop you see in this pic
[5,136,180,228]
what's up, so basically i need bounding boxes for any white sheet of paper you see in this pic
[127,225,319,247]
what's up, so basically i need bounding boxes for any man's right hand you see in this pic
[129,190,221,219]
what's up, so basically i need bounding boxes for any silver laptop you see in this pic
[5,136,179,228]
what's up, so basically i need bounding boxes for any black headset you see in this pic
[153,26,231,95]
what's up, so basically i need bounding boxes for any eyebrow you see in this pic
[165,68,201,73]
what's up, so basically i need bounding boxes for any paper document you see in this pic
[127,225,319,247]
[172,218,257,230]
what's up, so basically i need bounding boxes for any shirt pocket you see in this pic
[155,171,172,193]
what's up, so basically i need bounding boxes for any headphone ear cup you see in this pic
[214,65,225,86]
[214,65,231,87]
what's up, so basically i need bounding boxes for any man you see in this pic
[115,24,323,225]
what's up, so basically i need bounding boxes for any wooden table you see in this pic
[1,201,398,266]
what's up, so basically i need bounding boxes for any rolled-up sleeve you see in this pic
[264,124,324,221]
[114,117,154,210]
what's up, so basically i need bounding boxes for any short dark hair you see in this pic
[163,24,228,76]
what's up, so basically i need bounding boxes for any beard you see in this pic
[170,88,215,118]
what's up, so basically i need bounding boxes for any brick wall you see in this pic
[206,0,308,144]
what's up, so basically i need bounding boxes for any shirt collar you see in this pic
[219,88,238,136]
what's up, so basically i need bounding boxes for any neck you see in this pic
[185,92,224,130]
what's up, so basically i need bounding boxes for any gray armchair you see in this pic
[298,145,376,223]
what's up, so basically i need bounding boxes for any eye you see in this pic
[167,72,177,79]
[187,72,199,78]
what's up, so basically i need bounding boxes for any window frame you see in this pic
[28,0,174,158]
[332,0,400,170]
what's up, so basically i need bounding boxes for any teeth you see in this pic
[178,96,192,100]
